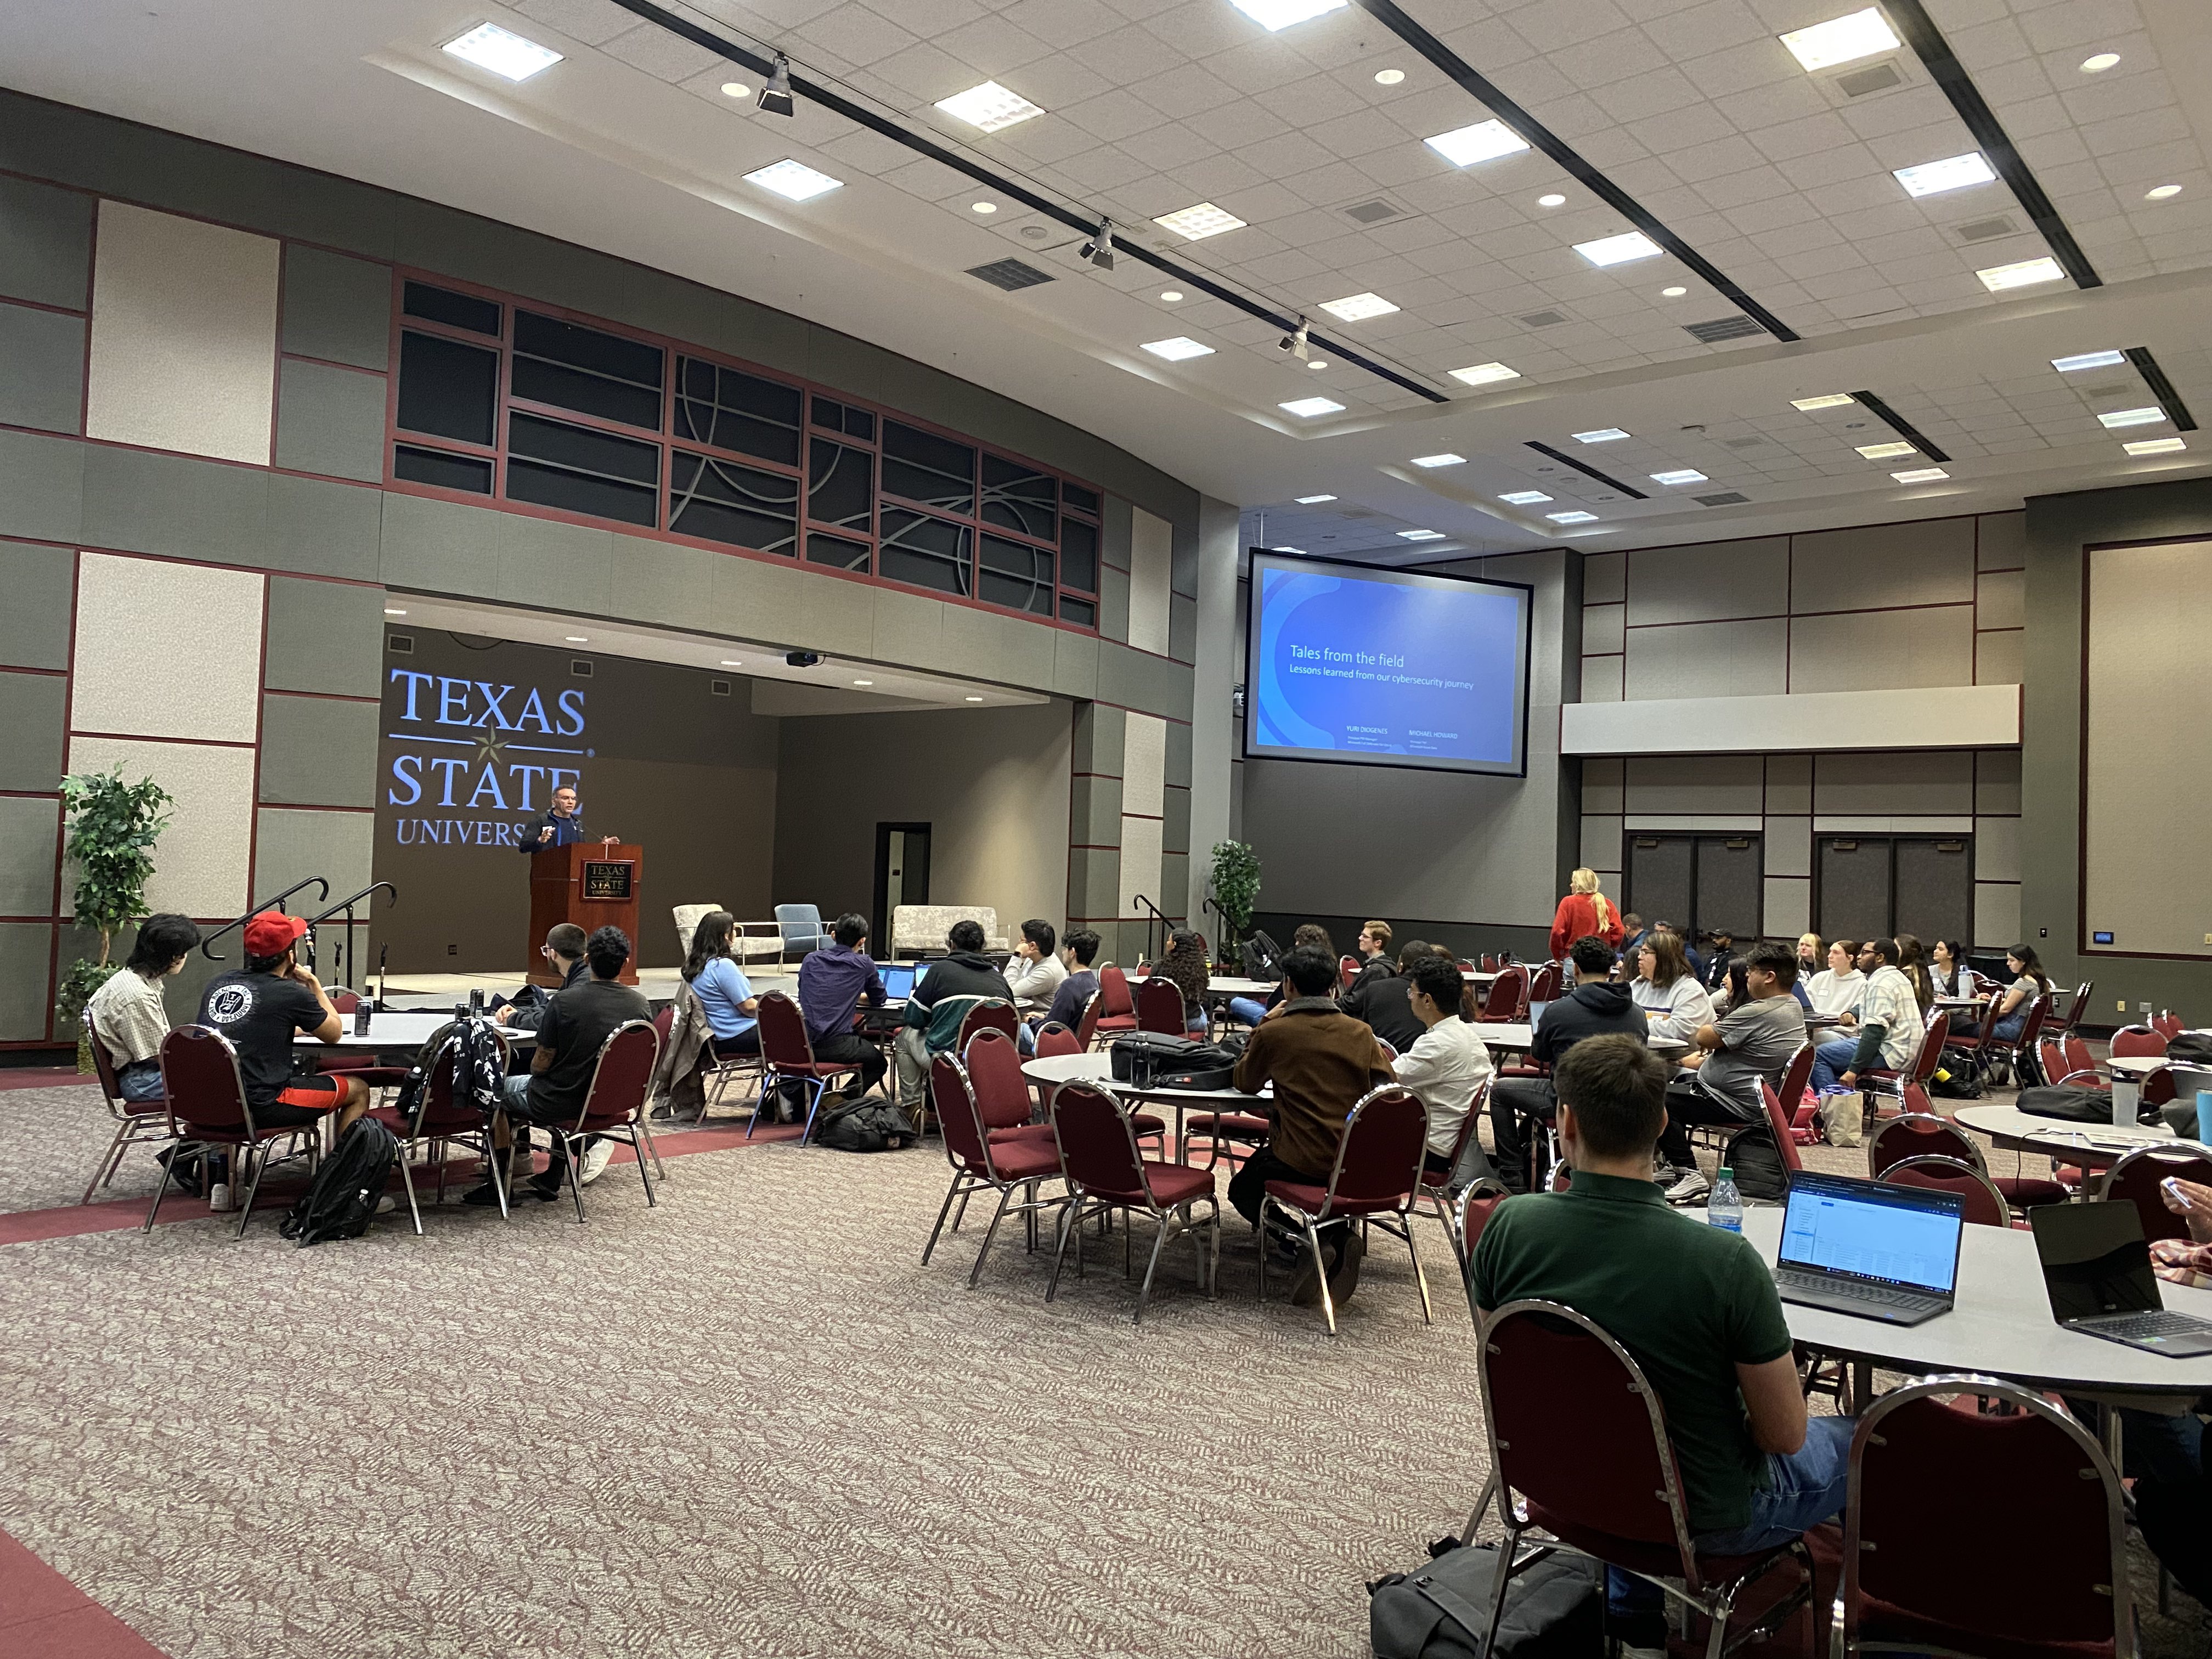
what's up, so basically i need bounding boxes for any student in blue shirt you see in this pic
[684,911,759,1057]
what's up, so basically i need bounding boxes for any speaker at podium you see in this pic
[527,841,643,985]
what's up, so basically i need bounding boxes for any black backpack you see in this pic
[1109,1032,1245,1091]
[815,1097,918,1153]
[1369,1538,1602,1659]
[280,1118,398,1245]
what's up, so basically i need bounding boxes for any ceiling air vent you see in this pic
[709,678,732,697]
[1684,315,1767,343]
[1951,216,2019,244]
[1721,436,1767,450]
[1835,61,1904,98]
[1517,309,1570,328]
[1695,492,1750,506]
[571,658,593,678]
[967,257,1054,292]
[1342,198,1403,224]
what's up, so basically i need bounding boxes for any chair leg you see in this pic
[140,1143,177,1234]
[1305,1218,1338,1336]
[563,1133,588,1224]
[1133,1210,1171,1324]
[1477,1522,1519,1657]
[234,1144,269,1240]
[745,1071,772,1139]
[1045,1198,1078,1302]
[968,1184,1017,1290]
[1403,1214,1435,1325]
[798,1079,828,1148]
[922,1172,967,1265]
[82,1120,134,1205]
[634,1113,667,1183]
[396,1145,423,1236]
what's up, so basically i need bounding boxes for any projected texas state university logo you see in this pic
[385,672,589,849]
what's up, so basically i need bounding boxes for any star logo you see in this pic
[472,721,509,769]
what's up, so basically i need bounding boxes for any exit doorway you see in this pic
[873,822,931,951]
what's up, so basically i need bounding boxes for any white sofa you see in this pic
[891,904,1009,958]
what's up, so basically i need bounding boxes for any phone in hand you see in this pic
[2165,1177,2194,1211]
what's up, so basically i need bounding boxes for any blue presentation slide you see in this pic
[1249,561,1526,773]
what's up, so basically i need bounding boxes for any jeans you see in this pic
[117,1062,165,1103]
[1608,1414,1857,1619]
[1808,1036,1861,1093]
[1488,1077,1558,1194]
[1226,996,1268,1026]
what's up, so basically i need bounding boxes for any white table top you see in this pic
[1020,1050,1268,1105]
[292,1011,450,1050]
[2109,1054,2170,1079]
[1954,1102,2174,1163]
[1730,1205,2212,1396]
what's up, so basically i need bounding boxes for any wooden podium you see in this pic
[527,842,642,985]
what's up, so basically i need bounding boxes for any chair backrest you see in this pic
[961,1027,1032,1131]
[1844,1380,2127,1655]
[1034,1022,1081,1059]
[653,1003,675,1043]
[956,997,1020,1053]
[1881,1154,2010,1227]
[929,1052,991,1175]
[1479,1302,1701,1578]
[1775,1041,1815,1115]
[2058,1033,2099,1084]
[2098,1144,2212,1242]
[1074,990,1102,1049]
[576,1020,659,1131]
[2015,991,2052,1050]
[673,902,721,959]
[1049,1081,1155,1205]
[1482,964,1530,1022]
[2035,1035,2072,1089]
[1097,963,1133,1018]
[157,1025,253,1135]
[1527,963,1561,1005]
[2141,1064,2177,1109]
[774,903,825,951]
[2152,1012,2183,1041]
[1135,974,1187,1035]
[1866,1111,1981,1180]
[81,1007,128,1104]
[1904,1009,1950,1081]
[1427,1078,1491,1183]
[1457,1182,1509,1253]
[754,990,816,1069]
[2111,1024,2167,1059]
[1479,954,1498,973]
[1338,953,1359,990]
[1758,1081,1804,1175]
[1315,1085,1428,1211]
[330,986,360,1013]
[2055,979,2093,1036]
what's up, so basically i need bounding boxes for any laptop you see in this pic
[877,963,917,1003]
[1772,1171,1965,1326]
[2029,1200,2212,1356]
[860,963,918,1032]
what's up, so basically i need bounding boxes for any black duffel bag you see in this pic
[2017,1085,2116,1123]
[1109,1032,1245,1091]
[1369,1538,1602,1659]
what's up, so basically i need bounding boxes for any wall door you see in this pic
[1893,837,1973,944]
[1816,836,1973,944]
[872,822,931,949]
[1627,834,1764,939]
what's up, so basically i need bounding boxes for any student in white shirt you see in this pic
[1809,938,1922,1091]
[1802,938,1866,1017]
[84,913,202,1101]
[1629,931,1716,1043]
[1390,954,1494,1187]
[1928,938,1974,1000]
[1002,918,1068,1017]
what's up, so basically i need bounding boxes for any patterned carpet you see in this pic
[1,1079,2204,1658]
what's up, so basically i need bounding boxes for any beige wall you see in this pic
[772,701,1073,943]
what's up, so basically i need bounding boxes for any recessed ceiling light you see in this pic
[1153,201,1246,240]
[1280,396,1345,417]
[1374,68,1404,84]
[1230,0,1348,31]
[566,635,589,643]
[1499,490,1551,505]
[935,81,1045,132]
[1661,285,1687,297]
[1792,393,1857,410]
[1779,8,1900,72]
[1319,291,1398,321]
[1425,120,1530,167]
[1411,453,1467,468]
[970,201,997,214]
[1537,193,1567,208]
[1573,427,1630,443]
[2124,437,2187,455]
[853,679,873,686]
[744,159,843,202]
[1397,529,1445,540]
[441,22,563,82]
[2146,184,2183,201]
[1893,152,1996,198]
[2080,53,2121,73]
[1141,336,1214,360]
[2098,407,2166,428]
[1855,441,1915,459]
[1574,230,1662,267]
[1451,362,1521,386]
[721,659,742,667]
[1548,510,1599,523]
[1159,290,1184,302]
[719,82,750,99]
[1305,360,1330,371]
[1294,494,1336,504]
[1271,545,1307,554]
[964,695,985,701]
[1892,467,1949,483]
[1650,469,1707,486]
[383,607,407,616]
[1976,256,2064,291]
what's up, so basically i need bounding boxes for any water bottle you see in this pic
[207,1151,232,1214]
[1708,1166,1743,1234]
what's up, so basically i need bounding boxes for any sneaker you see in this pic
[1664,1165,1711,1205]
[528,1171,565,1203]
[461,1182,505,1207]
[1328,1231,1365,1306]
[374,1195,398,1216]
[156,1146,204,1198]
[577,1138,616,1186]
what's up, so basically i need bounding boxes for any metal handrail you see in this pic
[1131,894,1173,966]
[199,877,330,961]
[303,882,398,990]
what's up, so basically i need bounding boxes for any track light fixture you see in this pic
[1278,315,1311,361]
[1079,218,1115,271]
[757,52,794,117]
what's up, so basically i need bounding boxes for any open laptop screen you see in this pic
[1779,1173,1965,1295]
[877,964,916,1001]
[2030,1200,2164,1321]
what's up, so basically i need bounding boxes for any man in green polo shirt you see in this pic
[1471,1034,1854,1654]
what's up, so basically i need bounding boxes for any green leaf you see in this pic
[60,765,173,962]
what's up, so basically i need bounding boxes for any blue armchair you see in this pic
[775,904,832,968]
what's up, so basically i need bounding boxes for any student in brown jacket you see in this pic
[1230,944,1397,1307]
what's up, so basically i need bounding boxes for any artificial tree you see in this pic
[54,766,174,1062]
[1207,839,1261,959]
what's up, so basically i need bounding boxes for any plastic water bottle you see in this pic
[1708,1166,1743,1234]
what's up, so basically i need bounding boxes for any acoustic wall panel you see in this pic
[1626,538,1788,625]
[66,735,255,919]
[1975,882,2020,949]
[1624,753,1765,816]
[1126,505,1172,656]
[1976,630,2022,686]
[1814,749,1973,817]
[1786,604,1972,692]
[1624,618,1787,699]
[1121,710,1165,817]
[72,552,264,741]
[1116,811,1164,924]
[1790,518,1974,613]
[1583,602,1624,655]
[86,201,280,466]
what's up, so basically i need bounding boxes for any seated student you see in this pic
[1618,912,1648,964]
[1153,928,1214,1035]
[86,912,202,1102]
[1231,944,1396,1306]
[1809,936,1921,1093]
[1345,919,1395,996]
[1392,953,1496,1187]
[797,911,889,1101]
[1801,938,1864,1017]
[1342,938,1440,1054]
[196,911,371,1135]
[1655,942,1809,1203]
[1472,1034,1853,1654]
[493,923,590,1036]
[894,920,1014,1109]
[1002,918,1067,1018]
[1629,931,1716,1044]
[1652,920,1706,984]
[1697,928,1737,994]
[1927,937,1973,1000]
[1949,944,2050,1042]
[1038,928,1101,1035]
[1892,932,1935,1020]
[469,925,651,1205]
[1227,922,1333,1027]
[685,911,760,1059]
[1488,935,1648,1194]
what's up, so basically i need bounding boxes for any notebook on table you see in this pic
[2030,1200,2212,1357]
[1771,1171,1964,1327]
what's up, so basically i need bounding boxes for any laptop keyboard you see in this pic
[2087,1310,2210,1340]
[1776,1271,1937,1310]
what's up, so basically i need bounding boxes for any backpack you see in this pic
[815,1097,918,1153]
[1109,1032,1245,1091]
[2168,1032,2212,1066]
[1723,1121,1790,1201]
[1369,1538,1602,1659]
[1239,931,1283,984]
[279,1118,398,1245]
[2016,1085,2114,1124]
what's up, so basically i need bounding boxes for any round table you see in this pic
[1020,1050,1269,1149]
[1954,1102,2175,1173]
[291,1011,451,1051]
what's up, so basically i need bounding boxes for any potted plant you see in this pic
[1207,839,1261,960]
[54,765,173,1068]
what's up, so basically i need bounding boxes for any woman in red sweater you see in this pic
[1548,867,1625,961]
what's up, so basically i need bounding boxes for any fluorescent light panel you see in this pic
[1229,0,1348,30]
[2098,407,2166,428]
[1139,337,1214,361]
[744,159,843,201]
[1397,529,1444,540]
[1294,494,1336,504]
[1650,469,1707,486]
[1780,8,1900,72]
[1410,453,1466,468]
[2125,437,2187,455]
[1893,152,1995,197]
[1271,545,1307,554]
[1573,427,1630,443]
[1977,256,2064,291]
[1450,362,1520,387]
[1152,201,1246,240]
[1424,120,1530,167]
[1856,441,1915,459]
[442,22,563,81]
[1791,393,1857,410]
[1548,511,1598,524]
[1499,491,1551,505]
[1280,396,1345,417]
[933,81,1045,132]
[1574,230,1662,267]
[2052,350,2126,373]
[1318,291,1398,321]
[1892,467,1949,483]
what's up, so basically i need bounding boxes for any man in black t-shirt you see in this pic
[196,911,369,1131]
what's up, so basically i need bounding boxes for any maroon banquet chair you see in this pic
[1481,965,1530,1023]
[1860,1011,1948,1118]
[1843,1379,2129,1659]
[922,1052,1065,1289]
[150,1025,325,1239]
[1073,991,1103,1052]
[81,1008,173,1205]
[1338,953,1359,991]
[1417,1078,1492,1271]
[2097,1143,2212,1243]
[1032,1022,1081,1059]
[1092,966,1138,1041]
[1881,1155,2011,1228]
[1475,1301,1819,1659]
[751,990,861,1147]
[2109,1024,2168,1060]
[1046,1082,1220,1324]
[969,1025,1164,1155]
[1259,1084,1434,1335]
[1865,1110,2067,1214]
[546,1019,661,1223]
[312,989,410,1092]
[368,1028,512,1231]
[956,997,1021,1052]
[1135,974,1186,1036]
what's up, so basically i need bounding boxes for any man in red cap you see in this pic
[196,911,370,1134]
